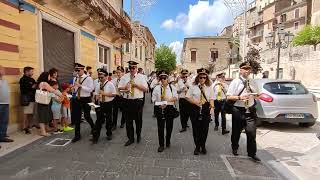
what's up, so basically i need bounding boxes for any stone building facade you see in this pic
[122,22,156,75]
[0,0,132,125]
[181,37,231,74]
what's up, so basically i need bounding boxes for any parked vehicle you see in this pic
[252,79,318,127]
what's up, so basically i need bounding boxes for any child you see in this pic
[49,81,63,134]
[61,82,74,132]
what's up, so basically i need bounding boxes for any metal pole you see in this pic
[276,42,281,79]
[242,0,247,61]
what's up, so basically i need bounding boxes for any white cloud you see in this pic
[169,41,183,64]
[161,0,233,36]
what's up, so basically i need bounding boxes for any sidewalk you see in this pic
[0,96,293,180]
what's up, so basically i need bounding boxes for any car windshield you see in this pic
[263,82,308,95]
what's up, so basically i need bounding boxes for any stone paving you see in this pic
[0,97,291,180]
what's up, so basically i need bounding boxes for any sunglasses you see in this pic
[199,76,207,80]
[74,69,80,72]
[98,76,104,79]
[129,66,136,70]
[181,76,188,78]
[241,67,252,70]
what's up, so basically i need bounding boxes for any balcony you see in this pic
[250,30,264,39]
[34,0,132,43]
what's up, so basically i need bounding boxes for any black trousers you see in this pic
[93,101,113,141]
[214,100,227,129]
[179,98,190,129]
[190,104,210,149]
[155,105,174,147]
[74,97,95,138]
[231,106,257,156]
[123,99,144,141]
[71,97,80,125]
[112,95,125,127]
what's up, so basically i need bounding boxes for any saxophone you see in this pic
[129,75,135,97]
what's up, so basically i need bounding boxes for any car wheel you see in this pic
[299,122,316,127]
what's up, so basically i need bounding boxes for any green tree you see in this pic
[245,47,263,75]
[292,25,320,51]
[155,44,177,72]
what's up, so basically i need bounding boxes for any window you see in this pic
[294,9,300,19]
[210,50,218,62]
[140,46,142,60]
[191,51,197,62]
[125,43,130,52]
[263,82,307,95]
[294,22,299,30]
[135,41,138,58]
[280,14,287,23]
[98,44,110,64]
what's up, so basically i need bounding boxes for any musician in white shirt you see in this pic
[186,68,214,156]
[71,63,95,143]
[226,61,260,162]
[212,73,229,135]
[91,69,116,144]
[118,61,148,146]
[152,70,178,152]
[111,66,125,129]
[177,69,192,133]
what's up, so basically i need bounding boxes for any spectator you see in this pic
[49,68,59,82]
[60,83,74,132]
[86,66,93,77]
[19,66,37,134]
[36,72,62,136]
[0,65,14,146]
[49,81,63,134]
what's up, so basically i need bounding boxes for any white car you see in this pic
[252,79,318,127]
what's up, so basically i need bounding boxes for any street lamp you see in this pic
[265,23,294,79]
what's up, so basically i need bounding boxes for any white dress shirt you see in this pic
[111,77,122,96]
[152,84,178,106]
[213,81,228,100]
[186,84,214,103]
[94,80,116,102]
[177,78,192,99]
[118,73,148,99]
[93,79,100,91]
[73,74,94,98]
[226,77,256,107]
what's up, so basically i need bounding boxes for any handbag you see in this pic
[221,82,245,114]
[35,89,51,105]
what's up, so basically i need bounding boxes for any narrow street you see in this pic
[0,95,292,180]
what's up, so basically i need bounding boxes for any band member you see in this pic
[177,69,191,133]
[213,73,230,135]
[111,66,125,129]
[226,61,260,162]
[152,70,178,152]
[92,69,116,144]
[118,61,148,146]
[71,63,95,143]
[186,68,214,155]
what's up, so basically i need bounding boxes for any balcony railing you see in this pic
[81,0,132,40]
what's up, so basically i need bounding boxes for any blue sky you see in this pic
[124,0,234,62]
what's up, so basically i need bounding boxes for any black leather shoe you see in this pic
[120,124,125,128]
[107,136,112,141]
[124,140,134,146]
[214,126,218,131]
[112,126,116,131]
[0,138,14,143]
[72,137,81,143]
[137,136,141,143]
[166,143,171,148]
[23,128,31,134]
[201,147,207,155]
[222,130,230,135]
[179,128,187,133]
[249,155,261,162]
[232,149,239,156]
[158,146,164,152]
[194,148,200,155]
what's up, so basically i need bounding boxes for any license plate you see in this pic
[285,114,305,119]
